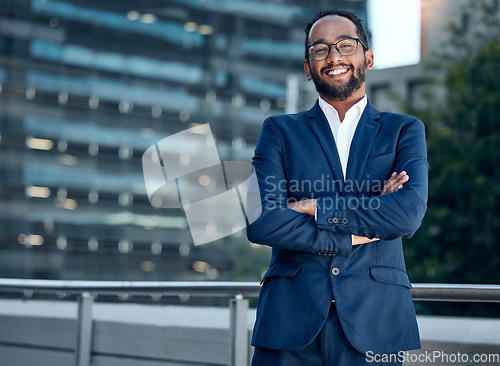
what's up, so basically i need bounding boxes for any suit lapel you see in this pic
[345,101,382,192]
[307,102,345,192]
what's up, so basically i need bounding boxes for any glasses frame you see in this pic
[308,37,368,61]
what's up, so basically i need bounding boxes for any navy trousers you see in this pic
[251,303,403,366]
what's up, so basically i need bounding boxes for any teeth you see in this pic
[327,68,348,76]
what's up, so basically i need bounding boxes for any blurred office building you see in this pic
[0,0,369,280]
[364,0,475,114]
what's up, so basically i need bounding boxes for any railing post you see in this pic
[229,294,249,366]
[75,292,94,366]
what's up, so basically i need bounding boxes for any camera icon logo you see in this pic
[142,123,261,245]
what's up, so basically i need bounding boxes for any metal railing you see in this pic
[0,279,499,366]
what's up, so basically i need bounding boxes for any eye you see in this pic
[338,41,355,49]
[313,45,328,54]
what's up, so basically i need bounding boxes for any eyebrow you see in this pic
[308,34,356,48]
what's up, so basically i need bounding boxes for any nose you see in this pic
[327,45,343,62]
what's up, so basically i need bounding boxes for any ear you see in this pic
[365,49,374,70]
[304,60,312,80]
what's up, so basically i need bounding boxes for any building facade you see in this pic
[0,0,368,281]
[364,0,481,113]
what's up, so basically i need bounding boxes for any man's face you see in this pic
[304,15,374,102]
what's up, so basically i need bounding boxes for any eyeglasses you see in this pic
[308,37,367,61]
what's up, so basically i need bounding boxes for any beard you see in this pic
[310,60,367,101]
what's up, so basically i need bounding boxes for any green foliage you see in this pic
[227,237,271,282]
[404,0,500,315]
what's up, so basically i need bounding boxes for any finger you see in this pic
[396,175,410,190]
[385,172,397,182]
[395,174,410,185]
[383,176,397,191]
[394,174,409,184]
[382,180,400,194]
[383,171,411,194]
[386,172,406,186]
[353,236,380,246]
[391,172,408,182]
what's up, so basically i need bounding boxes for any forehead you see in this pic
[308,15,358,44]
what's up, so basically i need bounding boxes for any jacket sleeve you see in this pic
[315,118,428,239]
[246,117,352,256]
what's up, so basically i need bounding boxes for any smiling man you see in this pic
[247,9,429,366]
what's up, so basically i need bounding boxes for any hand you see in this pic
[381,171,409,195]
[353,235,379,245]
[287,198,317,216]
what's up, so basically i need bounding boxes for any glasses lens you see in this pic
[337,39,357,56]
[310,44,329,60]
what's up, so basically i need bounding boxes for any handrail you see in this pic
[411,283,500,303]
[0,279,499,302]
[0,279,261,297]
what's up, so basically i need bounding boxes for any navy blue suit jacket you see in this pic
[247,100,428,354]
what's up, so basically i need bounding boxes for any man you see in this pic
[246,9,428,366]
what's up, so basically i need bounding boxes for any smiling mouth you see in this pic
[325,67,349,77]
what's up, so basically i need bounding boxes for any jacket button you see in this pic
[327,218,333,224]
[341,218,349,224]
[331,267,340,276]
[318,250,324,255]
[332,217,339,224]
[332,251,339,256]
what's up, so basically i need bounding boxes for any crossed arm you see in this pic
[287,171,410,245]
[246,117,428,255]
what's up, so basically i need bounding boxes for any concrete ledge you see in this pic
[403,316,500,366]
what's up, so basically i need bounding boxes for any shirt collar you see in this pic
[318,95,368,121]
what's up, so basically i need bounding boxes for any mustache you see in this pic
[321,64,352,73]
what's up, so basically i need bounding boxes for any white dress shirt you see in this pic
[315,96,368,246]
[318,95,368,180]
